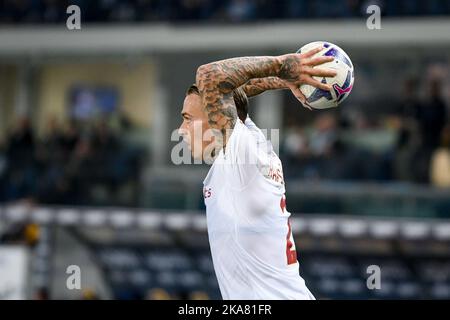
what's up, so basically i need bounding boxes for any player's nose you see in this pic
[178,124,184,136]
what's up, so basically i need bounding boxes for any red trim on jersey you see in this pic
[286,219,297,265]
[280,195,286,213]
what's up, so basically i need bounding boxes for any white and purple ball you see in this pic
[297,41,354,109]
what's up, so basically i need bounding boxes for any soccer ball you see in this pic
[297,41,354,109]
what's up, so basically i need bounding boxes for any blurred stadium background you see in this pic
[0,0,450,300]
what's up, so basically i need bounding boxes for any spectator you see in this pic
[6,117,35,170]
[430,124,450,188]
[413,79,448,183]
[189,290,210,300]
[34,287,49,300]
[0,139,6,200]
[175,0,213,21]
[0,114,145,206]
[309,114,338,157]
[396,77,421,120]
[81,288,100,300]
[393,122,421,182]
[146,288,172,300]
[416,79,447,149]
[2,117,37,200]
[283,126,308,158]
[0,0,449,24]
[226,0,256,22]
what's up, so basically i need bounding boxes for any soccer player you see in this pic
[179,46,336,300]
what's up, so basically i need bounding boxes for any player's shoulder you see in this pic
[230,117,261,141]
[224,117,274,166]
[227,118,254,147]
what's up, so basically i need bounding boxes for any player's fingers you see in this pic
[303,76,332,91]
[308,56,334,66]
[300,46,323,59]
[305,67,337,78]
[288,85,313,110]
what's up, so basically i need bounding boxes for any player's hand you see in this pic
[278,47,337,109]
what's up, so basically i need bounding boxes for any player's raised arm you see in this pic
[195,48,337,147]
[195,56,284,148]
[241,77,288,98]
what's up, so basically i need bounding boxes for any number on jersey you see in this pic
[280,195,298,265]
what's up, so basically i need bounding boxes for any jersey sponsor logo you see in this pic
[266,160,285,185]
[333,70,353,102]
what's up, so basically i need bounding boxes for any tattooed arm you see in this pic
[196,56,283,148]
[241,77,288,98]
[195,48,336,148]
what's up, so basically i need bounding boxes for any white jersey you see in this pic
[203,118,315,300]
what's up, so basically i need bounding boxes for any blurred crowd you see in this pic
[0,117,146,206]
[0,0,449,24]
[281,77,450,187]
[0,78,448,209]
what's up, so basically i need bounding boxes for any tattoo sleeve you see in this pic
[196,56,284,147]
[241,77,287,98]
